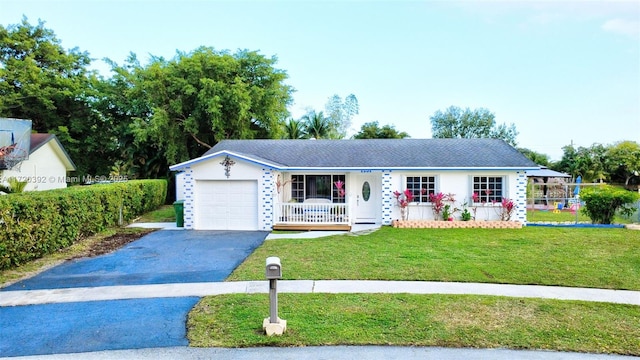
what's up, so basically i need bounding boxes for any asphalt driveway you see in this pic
[0,230,267,357]
[4,230,268,290]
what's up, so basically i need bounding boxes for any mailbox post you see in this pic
[263,256,287,336]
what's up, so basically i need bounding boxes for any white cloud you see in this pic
[601,18,639,38]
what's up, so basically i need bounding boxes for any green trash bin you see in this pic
[173,200,184,228]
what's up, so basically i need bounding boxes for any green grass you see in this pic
[527,209,592,222]
[228,227,640,290]
[527,209,634,224]
[194,226,640,353]
[188,293,640,355]
[135,205,176,222]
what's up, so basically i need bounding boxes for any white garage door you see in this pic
[195,180,258,230]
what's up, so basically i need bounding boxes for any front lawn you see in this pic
[135,205,176,222]
[188,294,640,355]
[228,227,640,290]
[191,227,640,354]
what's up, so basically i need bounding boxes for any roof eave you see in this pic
[270,166,540,171]
[169,150,283,171]
[32,135,76,171]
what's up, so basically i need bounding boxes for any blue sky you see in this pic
[1,0,638,160]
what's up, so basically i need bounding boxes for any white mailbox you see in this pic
[265,256,282,279]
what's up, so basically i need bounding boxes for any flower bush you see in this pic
[497,197,515,221]
[429,192,455,220]
[428,192,445,219]
[393,189,414,220]
[392,190,518,222]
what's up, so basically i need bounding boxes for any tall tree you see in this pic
[517,148,550,166]
[606,141,640,187]
[126,47,293,165]
[553,143,609,183]
[95,55,164,178]
[0,18,110,176]
[429,106,518,146]
[353,121,409,139]
[324,93,359,139]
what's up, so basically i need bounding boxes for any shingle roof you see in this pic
[29,133,54,154]
[30,133,77,171]
[198,138,538,169]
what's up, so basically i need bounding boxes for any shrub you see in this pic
[0,180,166,269]
[579,185,639,224]
[460,207,472,221]
[6,177,28,193]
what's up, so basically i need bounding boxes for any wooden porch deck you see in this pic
[272,223,352,231]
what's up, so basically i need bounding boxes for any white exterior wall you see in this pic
[179,158,529,230]
[385,170,527,223]
[181,155,276,230]
[1,142,70,191]
[175,172,186,200]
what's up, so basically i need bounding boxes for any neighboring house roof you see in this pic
[171,138,539,171]
[526,166,570,178]
[30,133,76,171]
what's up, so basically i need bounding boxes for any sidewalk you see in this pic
[2,280,639,307]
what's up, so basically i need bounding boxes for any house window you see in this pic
[291,175,305,202]
[290,174,346,203]
[473,176,504,202]
[406,176,436,203]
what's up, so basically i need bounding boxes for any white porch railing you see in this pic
[276,203,350,224]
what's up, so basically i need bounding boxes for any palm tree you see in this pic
[283,118,307,139]
[302,110,330,139]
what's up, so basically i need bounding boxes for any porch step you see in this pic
[273,224,352,231]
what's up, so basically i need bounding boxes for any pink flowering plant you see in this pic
[429,192,456,220]
[393,189,414,220]
[470,192,481,220]
[334,180,345,202]
[428,192,445,219]
[497,197,515,221]
[332,180,346,218]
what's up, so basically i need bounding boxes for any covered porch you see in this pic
[273,201,352,231]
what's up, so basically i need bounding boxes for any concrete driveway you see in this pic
[0,230,267,357]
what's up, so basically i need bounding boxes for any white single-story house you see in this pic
[1,133,76,191]
[169,138,539,231]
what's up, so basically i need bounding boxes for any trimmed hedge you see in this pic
[0,180,167,270]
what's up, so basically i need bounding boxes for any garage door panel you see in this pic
[195,180,258,230]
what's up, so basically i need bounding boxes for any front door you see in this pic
[355,173,378,223]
